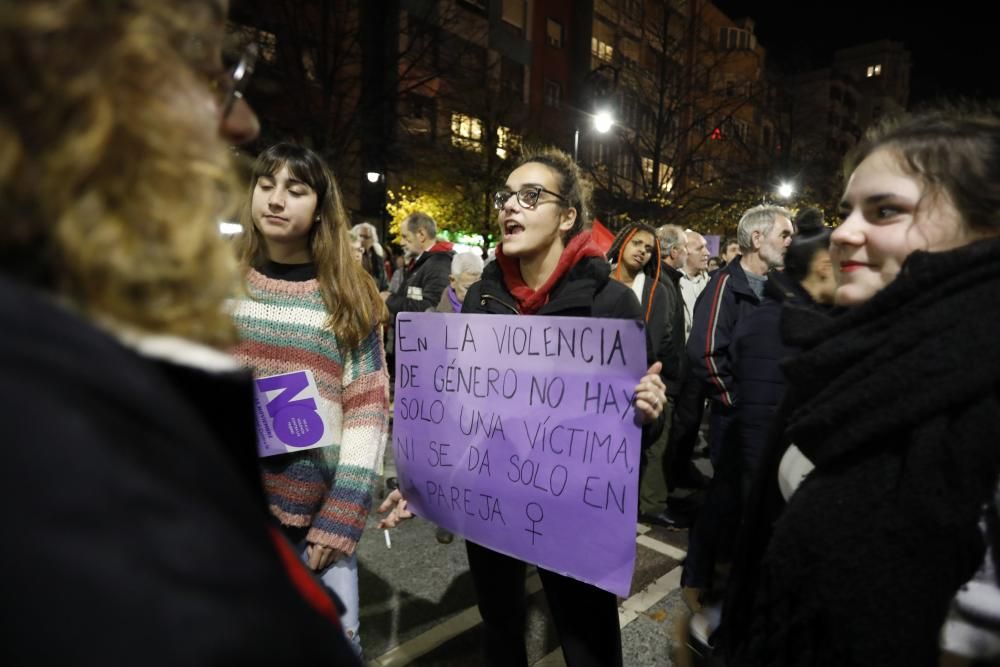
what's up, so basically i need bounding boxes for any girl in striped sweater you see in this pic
[232,143,389,656]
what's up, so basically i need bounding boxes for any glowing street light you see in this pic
[777,181,795,199]
[366,171,382,184]
[593,109,614,134]
[574,110,616,161]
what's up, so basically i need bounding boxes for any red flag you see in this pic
[590,219,615,254]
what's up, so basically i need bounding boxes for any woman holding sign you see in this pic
[382,146,667,666]
[233,143,390,657]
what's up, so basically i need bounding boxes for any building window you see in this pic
[640,106,655,134]
[496,126,521,160]
[546,18,563,48]
[591,37,614,62]
[502,0,526,32]
[719,27,751,51]
[615,152,633,181]
[500,58,525,101]
[622,37,639,67]
[590,140,608,165]
[624,0,642,18]
[641,157,674,192]
[544,80,561,108]
[733,119,749,142]
[621,93,638,128]
[866,63,882,77]
[451,112,483,152]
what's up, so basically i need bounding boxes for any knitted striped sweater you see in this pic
[232,268,389,555]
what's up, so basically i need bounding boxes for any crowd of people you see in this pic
[4,1,1000,665]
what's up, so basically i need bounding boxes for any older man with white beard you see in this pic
[680,204,793,606]
[679,230,711,339]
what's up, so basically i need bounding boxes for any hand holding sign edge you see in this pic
[633,361,666,425]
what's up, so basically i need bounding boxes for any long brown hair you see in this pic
[237,143,386,348]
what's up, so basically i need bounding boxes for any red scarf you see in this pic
[495,232,605,314]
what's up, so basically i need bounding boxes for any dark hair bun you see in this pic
[794,207,825,234]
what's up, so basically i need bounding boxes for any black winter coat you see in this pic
[724,238,1000,666]
[387,245,454,315]
[729,273,824,475]
[687,259,761,407]
[0,276,362,667]
[652,267,686,396]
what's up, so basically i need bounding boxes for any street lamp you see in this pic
[366,171,382,184]
[593,110,614,133]
[574,109,615,162]
[777,180,795,199]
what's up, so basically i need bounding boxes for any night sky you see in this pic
[712,1,998,104]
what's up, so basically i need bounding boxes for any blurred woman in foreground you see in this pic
[0,1,360,663]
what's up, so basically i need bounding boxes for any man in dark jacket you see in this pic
[382,211,454,317]
[681,204,792,601]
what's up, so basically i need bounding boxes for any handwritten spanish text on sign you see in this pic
[254,370,335,458]
[393,312,646,597]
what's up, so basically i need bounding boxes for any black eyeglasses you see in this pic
[215,43,258,118]
[493,186,567,210]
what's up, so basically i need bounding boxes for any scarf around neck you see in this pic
[494,232,605,314]
[780,237,1000,466]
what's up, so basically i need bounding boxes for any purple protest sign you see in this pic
[393,312,646,597]
[254,369,335,457]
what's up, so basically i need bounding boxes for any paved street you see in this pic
[358,505,694,666]
[355,432,713,666]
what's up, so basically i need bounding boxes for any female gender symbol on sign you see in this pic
[524,502,544,545]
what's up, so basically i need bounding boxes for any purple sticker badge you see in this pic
[254,369,334,457]
[393,312,646,597]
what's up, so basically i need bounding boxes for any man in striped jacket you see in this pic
[680,204,794,608]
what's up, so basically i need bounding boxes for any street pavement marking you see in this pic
[617,566,683,627]
[368,572,543,667]
[636,533,687,561]
[369,532,686,667]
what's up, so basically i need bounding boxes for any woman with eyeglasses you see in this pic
[381,146,667,666]
[232,143,390,658]
[1,1,364,665]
